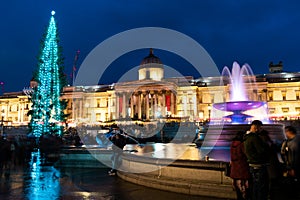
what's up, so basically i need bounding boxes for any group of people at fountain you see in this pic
[229,120,300,200]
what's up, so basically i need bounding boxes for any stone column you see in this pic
[154,93,158,118]
[122,93,126,118]
[150,93,154,118]
[171,92,175,116]
[184,95,187,117]
[79,99,83,120]
[193,94,197,119]
[130,95,134,118]
[17,103,21,123]
[116,93,120,119]
[162,92,166,117]
[138,92,142,119]
[146,92,150,120]
[107,96,111,121]
[72,99,75,122]
[21,102,24,122]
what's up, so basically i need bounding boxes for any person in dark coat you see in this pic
[0,136,6,177]
[244,120,270,200]
[0,137,12,179]
[259,129,282,194]
[108,131,127,175]
[230,131,251,200]
[280,126,300,199]
[281,126,300,179]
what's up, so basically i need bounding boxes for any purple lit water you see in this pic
[213,62,267,123]
[221,62,255,102]
[213,101,264,112]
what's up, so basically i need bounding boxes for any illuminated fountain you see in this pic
[213,62,266,123]
[200,62,285,147]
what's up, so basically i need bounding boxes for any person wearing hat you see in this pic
[244,120,270,200]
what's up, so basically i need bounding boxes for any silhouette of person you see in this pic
[281,126,300,179]
[108,131,127,175]
[280,126,300,200]
[230,131,251,200]
[244,120,270,200]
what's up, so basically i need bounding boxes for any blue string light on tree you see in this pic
[29,11,67,137]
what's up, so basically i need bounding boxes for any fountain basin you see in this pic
[118,153,235,199]
[213,101,264,112]
[213,101,264,123]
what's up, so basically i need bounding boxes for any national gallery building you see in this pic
[1,50,300,127]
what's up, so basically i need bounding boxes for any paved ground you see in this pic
[0,164,229,200]
[1,150,299,200]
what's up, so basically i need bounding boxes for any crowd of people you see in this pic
[229,120,300,200]
[0,132,67,180]
[0,135,36,179]
[1,121,299,198]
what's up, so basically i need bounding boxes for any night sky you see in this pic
[1,0,300,93]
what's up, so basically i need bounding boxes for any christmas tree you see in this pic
[28,11,67,137]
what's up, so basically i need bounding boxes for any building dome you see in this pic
[140,48,163,65]
[138,49,164,81]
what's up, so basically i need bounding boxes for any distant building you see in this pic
[269,61,283,73]
[0,91,31,126]
[1,50,300,127]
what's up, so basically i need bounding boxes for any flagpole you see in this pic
[72,50,80,86]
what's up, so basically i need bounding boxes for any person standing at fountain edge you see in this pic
[108,131,127,175]
[230,131,251,200]
[244,120,270,200]
[280,126,300,194]
[281,126,300,178]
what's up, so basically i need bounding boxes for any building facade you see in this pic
[1,51,300,127]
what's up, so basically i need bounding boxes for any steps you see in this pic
[118,171,235,198]
[118,154,236,199]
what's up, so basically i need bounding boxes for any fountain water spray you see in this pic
[213,62,267,123]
